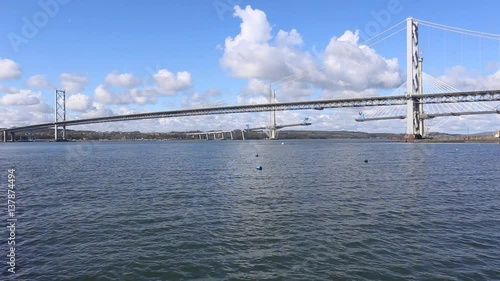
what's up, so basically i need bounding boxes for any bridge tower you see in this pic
[269,87,278,140]
[405,17,424,139]
[54,89,66,141]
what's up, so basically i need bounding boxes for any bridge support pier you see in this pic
[3,131,6,142]
[404,17,424,140]
[54,89,66,141]
[417,57,425,137]
[269,88,278,140]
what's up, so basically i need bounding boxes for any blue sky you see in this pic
[1,0,499,133]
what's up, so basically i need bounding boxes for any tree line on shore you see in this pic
[5,129,407,141]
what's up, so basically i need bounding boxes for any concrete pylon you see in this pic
[269,87,277,140]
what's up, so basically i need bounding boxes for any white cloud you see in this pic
[116,107,142,115]
[0,85,19,94]
[276,81,313,101]
[60,73,88,93]
[80,103,114,118]
[0,89,41,106]
[221,5,402,101]
[439,66,500,90]
[0,86,53,128]
[321,30,401,91]
[26,74,53,89]
[93,85,158,105]
[153,69,192,94]
[25,103,53,114]
[93,68,192,105]
[67,93,92,112]
[105,72,142,88]
[243,78,269,96]
[0,106,52,128]
[0,58,22,80]
[93,85,113,104]
[275,29,303,47]
[220,6,297,81]
[236,94,269,105]
[181,90,226,109]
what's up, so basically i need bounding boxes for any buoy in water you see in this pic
[255,154,259,157]
[281,142,284,145]
[364,159,368,163]
[256,166,263,170]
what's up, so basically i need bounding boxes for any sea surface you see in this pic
[0,140,499,280]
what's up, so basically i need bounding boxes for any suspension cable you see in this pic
[416,19,500,40]
[360,19,407,45]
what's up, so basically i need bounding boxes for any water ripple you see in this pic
[0,140,498,280]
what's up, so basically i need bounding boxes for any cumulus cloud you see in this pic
[221,5,402,100]
[220,5,298,80]
[67,93,93,112]
[153,69,192,94]
[242,78,269,96]
[105,72,142,88]
[0,89,41,106]
[93,68,192,105]
[0,106,52,128]
[0,58,22,80]
[275,29,303,47]
[80,103,114,118]
[93,85,158,105]
[60,73,88,93]
[0,87,53,128]
[0,85,19,94]
[321,30,401,91]
[26,74,53,89]
[25,103,53,114]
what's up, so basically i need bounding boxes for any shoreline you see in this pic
[3,137,499,144]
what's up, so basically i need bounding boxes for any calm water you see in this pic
[1,140,499,280]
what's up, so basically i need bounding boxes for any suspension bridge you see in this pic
[1,17,499,142]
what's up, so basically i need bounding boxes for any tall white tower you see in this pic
[405,17,423,139]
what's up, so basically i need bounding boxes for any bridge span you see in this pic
[1,89,499,142]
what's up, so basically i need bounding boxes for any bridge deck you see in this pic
[2,90,499,134]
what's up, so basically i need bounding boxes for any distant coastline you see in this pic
[2,128,499,143]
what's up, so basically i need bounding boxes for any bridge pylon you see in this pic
[405,17,424,139]
[268,87,278,140]
[54,89,66,141]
